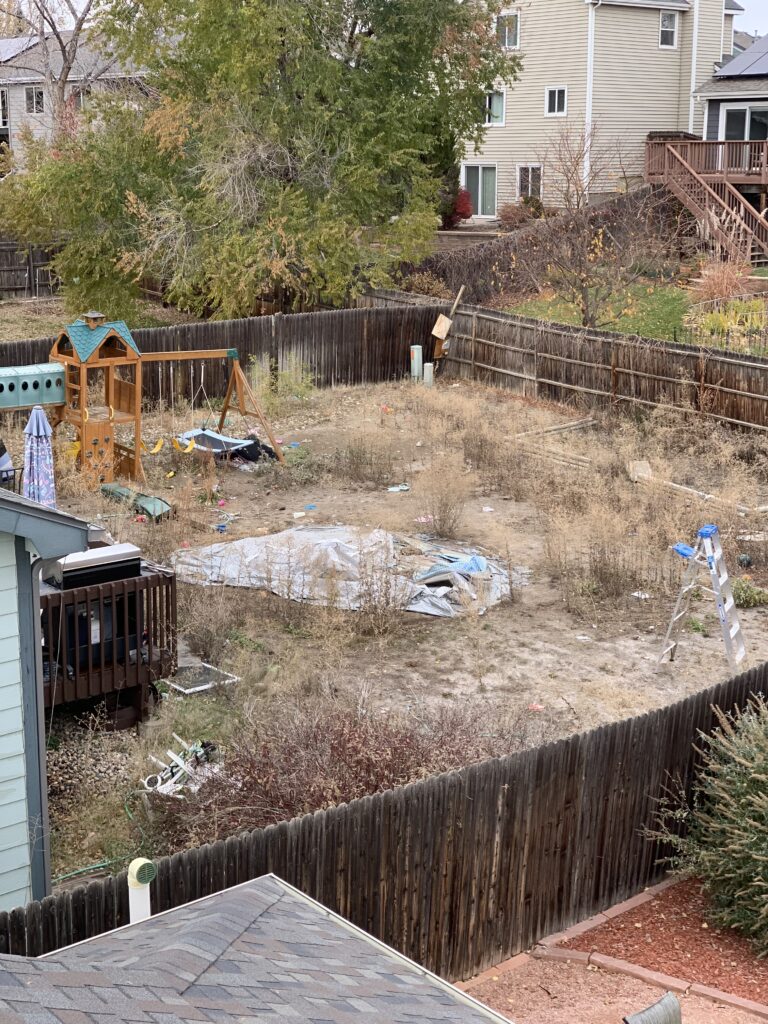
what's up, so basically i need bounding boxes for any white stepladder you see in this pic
[659,524,746,671]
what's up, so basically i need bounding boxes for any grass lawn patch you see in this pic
[0,297,198,343]
[510,282,690,340]
[751,267,768,279]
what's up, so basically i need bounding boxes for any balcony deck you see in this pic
[646,139,768,187]
[41,569,176,723]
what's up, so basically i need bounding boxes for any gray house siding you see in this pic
[0,494,89,912]
[706,100,721,139]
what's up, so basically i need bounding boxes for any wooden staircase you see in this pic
[648,143,768,265]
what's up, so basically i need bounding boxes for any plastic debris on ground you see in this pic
[171,525,530,618]
[387,484,410,493]
[167,663,240,696]
[143,734,220,797]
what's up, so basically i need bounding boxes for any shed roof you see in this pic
[61,319,140,362]
[0,875,511,1024]
[0,489,90,558]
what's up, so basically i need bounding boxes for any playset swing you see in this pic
[0,311,284,488]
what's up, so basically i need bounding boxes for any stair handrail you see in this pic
[664,143,768,257]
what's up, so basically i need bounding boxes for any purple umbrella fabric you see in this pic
[23,405,56,508]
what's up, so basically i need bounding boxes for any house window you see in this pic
[70,87,89,111]
[497,10,520,50]
[518,164,542,201]
[659,11,678,48]
[485,90,505,126]
[0,89,7,129]
[464,164,497,217]
[545,87,567,117]
[25,87,44,114]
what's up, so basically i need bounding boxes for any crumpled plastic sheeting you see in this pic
[170,525,527,618]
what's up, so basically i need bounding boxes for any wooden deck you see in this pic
[41,570,176,723]
[647,139,768,187]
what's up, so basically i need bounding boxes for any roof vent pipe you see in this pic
[127,857,157,924]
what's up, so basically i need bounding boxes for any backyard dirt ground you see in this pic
[15,373,768,871]
[466,958,765,1024]
[46,376,768,732]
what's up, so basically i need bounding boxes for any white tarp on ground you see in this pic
[171,525,528,618]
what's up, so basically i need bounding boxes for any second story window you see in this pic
[659,10,678,48]
[545,86,567,117]
[497,10,520,50]
[25,87,44,114]
[485,90,505,126]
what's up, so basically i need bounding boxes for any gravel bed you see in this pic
[563,878,768,1003]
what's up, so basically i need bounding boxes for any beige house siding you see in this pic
[592,4,689,190]
[464,0,736,216]
[462,0,588,212]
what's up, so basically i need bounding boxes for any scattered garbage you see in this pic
[388,484,411,493]
[171,525,529,619]
[631,591,651,600]
[738,553,754,568]
[102,484,173,523]
[482,506,494,513]
[287,442,302,449]
[576,634,592,642]
[305,503,318,510]
[167,663,240,696]
[293,511,306,519]
[143,734,220,796]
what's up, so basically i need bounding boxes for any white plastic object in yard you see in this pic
[410,345,423,381]
[423,363,434,387]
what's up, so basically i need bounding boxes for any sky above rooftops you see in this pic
[740,0,768,35]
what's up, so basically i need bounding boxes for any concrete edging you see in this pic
[460,877,768,1020]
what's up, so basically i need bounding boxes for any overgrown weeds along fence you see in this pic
[364,290,768,431]
[3,662,766,980]
[0,306,441,402]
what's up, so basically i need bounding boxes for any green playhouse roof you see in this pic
[63,319,140,362]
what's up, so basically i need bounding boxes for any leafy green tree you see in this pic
[0,0,518,316]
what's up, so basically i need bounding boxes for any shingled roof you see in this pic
[0,875,511,1024]
[61,319,140,362]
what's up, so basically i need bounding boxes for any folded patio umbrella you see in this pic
[23,405,56,508]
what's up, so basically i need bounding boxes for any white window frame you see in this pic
[718,102,768,141]
[496,8,520,50]
[484,89,505,127]
[25,86,44,115]
[544,86,567,118]
[0,88,8,129]
[659,10,678,49]
[461,162,498,219]
[517,163,543,201]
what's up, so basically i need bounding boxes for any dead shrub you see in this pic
[416,458,470,538]
[401,271,452,299]
[690,258,753,305]
[144,693,548,851]
[338,435,396,486]
[498,202,534,233]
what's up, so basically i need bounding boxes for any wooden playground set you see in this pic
[1,311,284,487]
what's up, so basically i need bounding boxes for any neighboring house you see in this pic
[463,0,744,218]
[0,873,513,1024]
[733,29,761,55]
[0,31,135,155]
[0,491,89,912]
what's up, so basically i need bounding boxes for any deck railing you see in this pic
[41,570,176,716]
[647,139,768,185]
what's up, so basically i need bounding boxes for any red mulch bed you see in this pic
[562,879,768,1003]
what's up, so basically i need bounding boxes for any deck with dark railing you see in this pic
[647,139,768,186]
[41,569,176,721]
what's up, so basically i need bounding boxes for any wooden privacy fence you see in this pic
[363,290,768,432]
[0,237,58,298]
[0,306,441,403]
[2,662,767,980]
